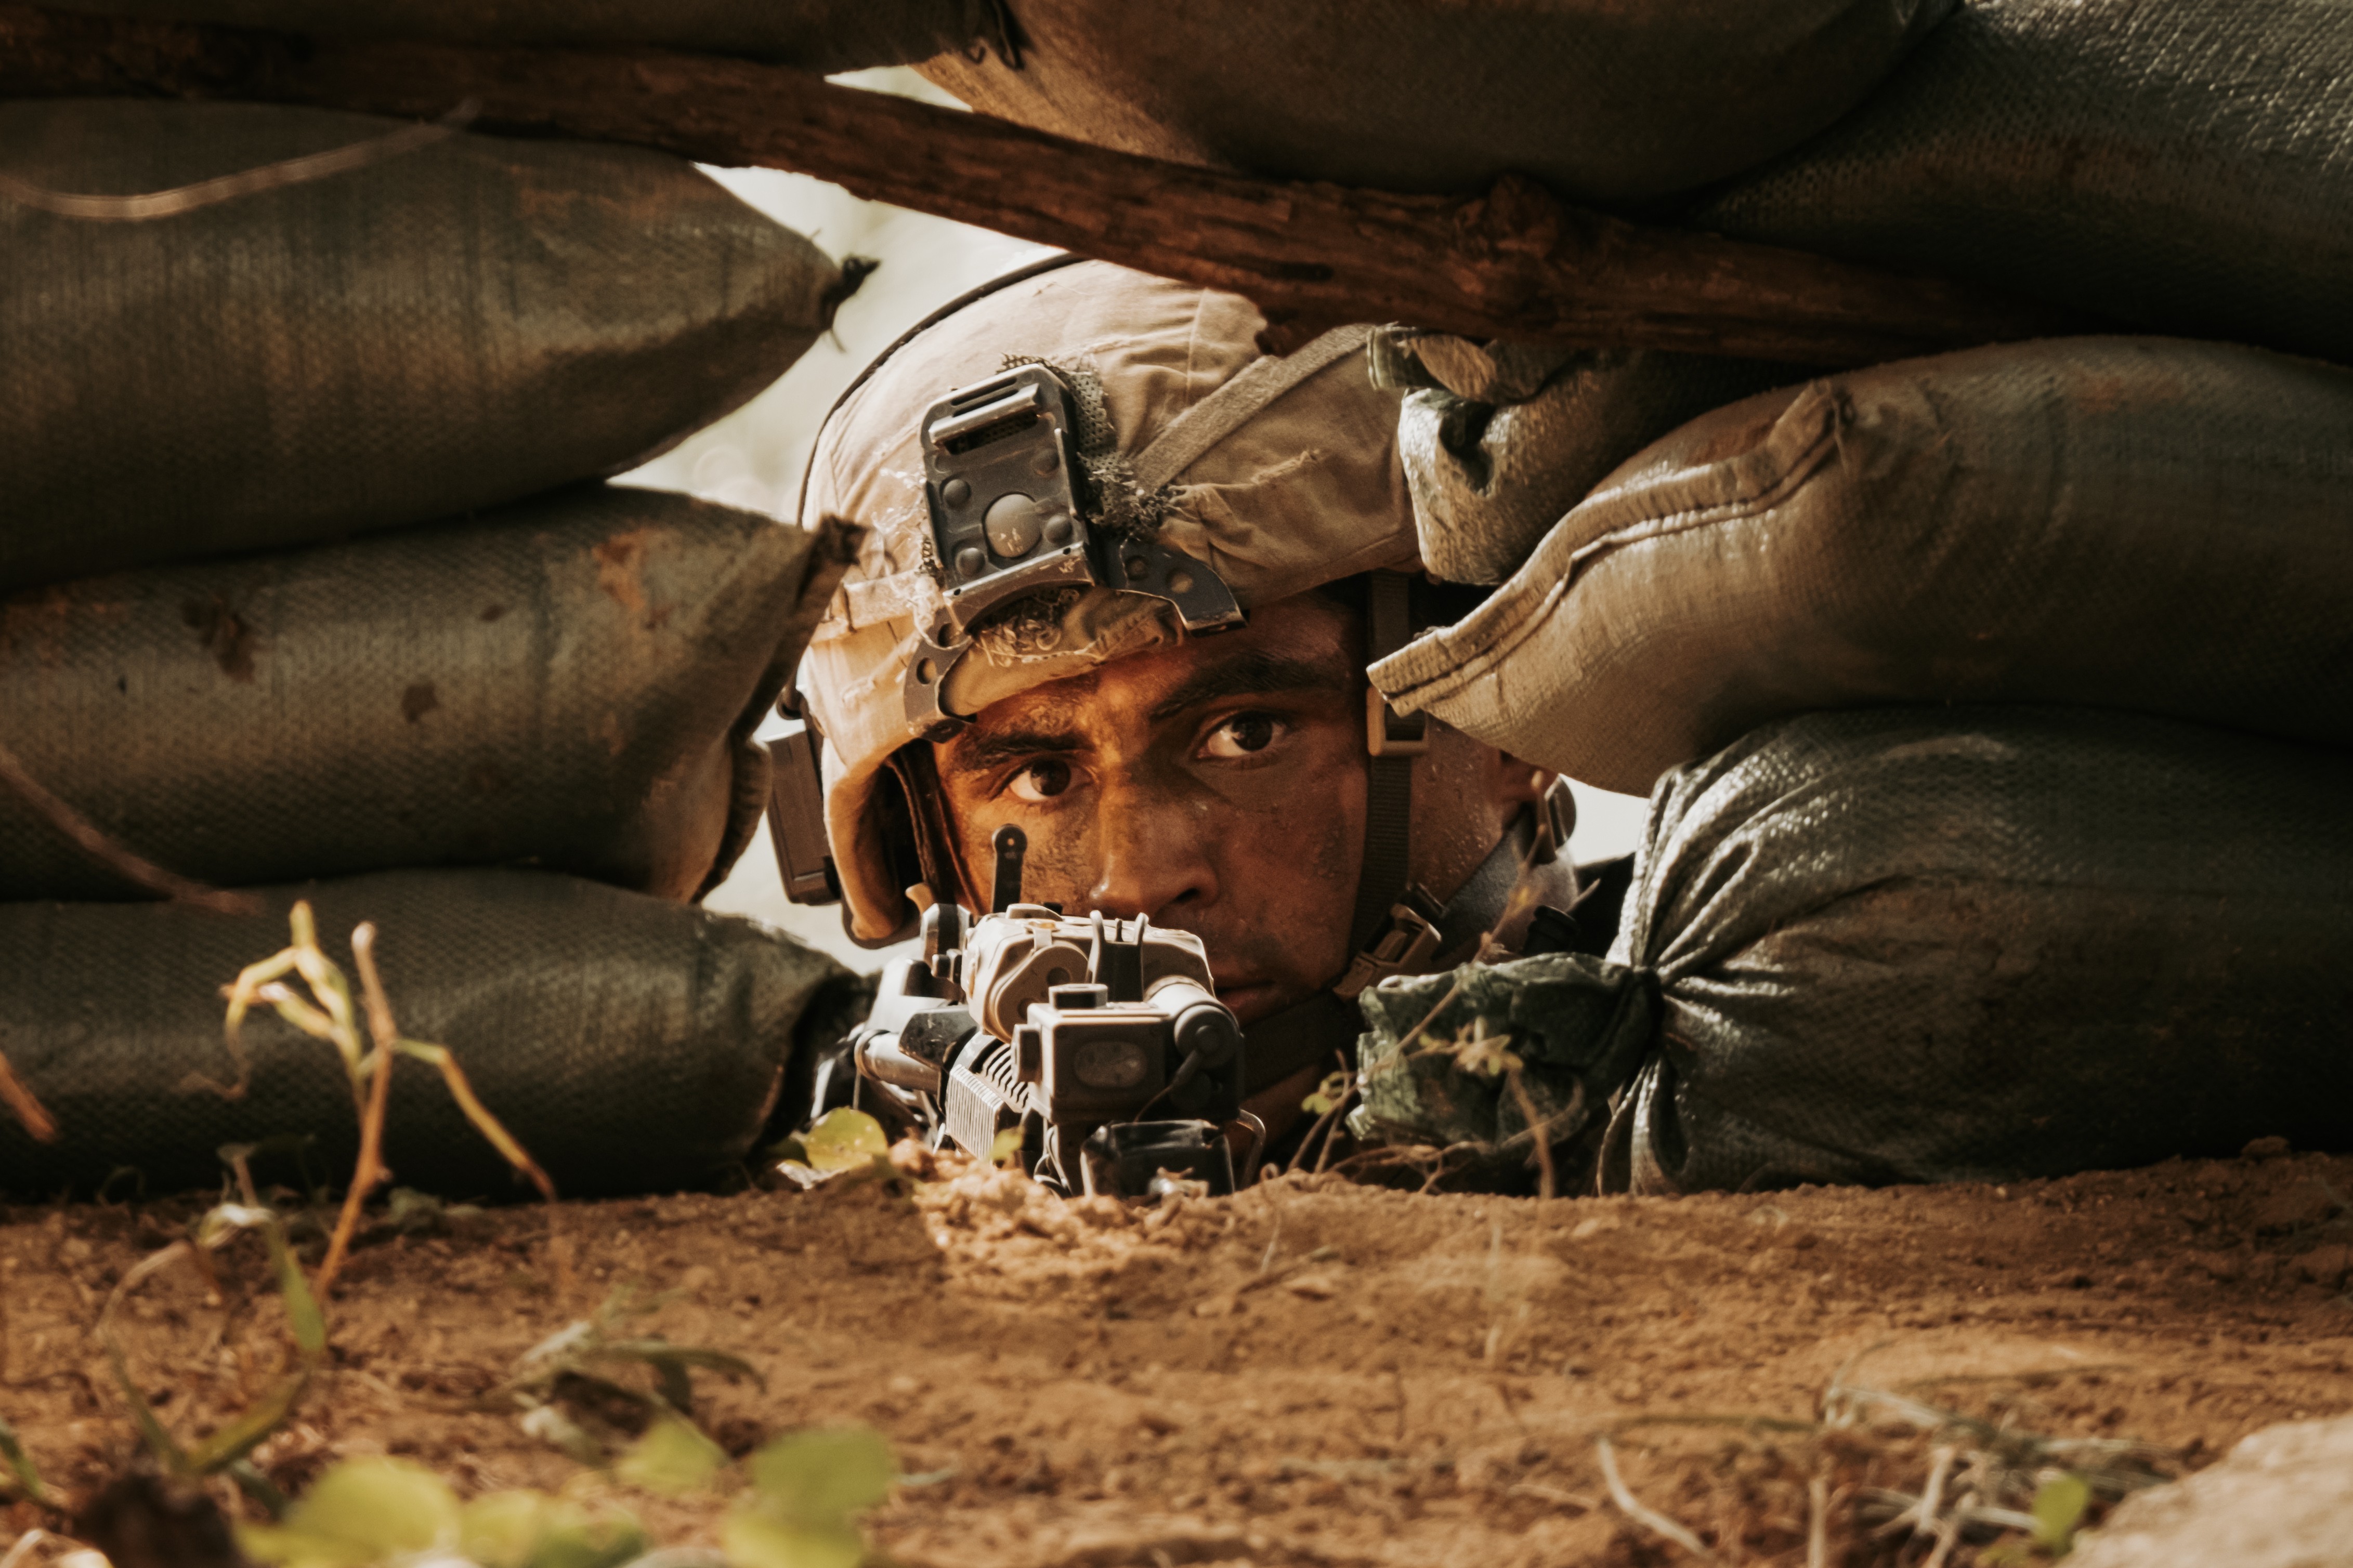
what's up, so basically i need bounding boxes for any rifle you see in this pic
[812,826,1261,1199]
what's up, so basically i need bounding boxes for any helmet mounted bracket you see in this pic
[901,363,1243,736]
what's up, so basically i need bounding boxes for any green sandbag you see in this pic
[1352,706,2353,1194]
[1687,0,2353,364]
[1375,337,2353,797]
[918,0,1955,202]
[0,99,845,592]
[0,486,836,903]
[41,0,997,70]
[0,871,861,1200]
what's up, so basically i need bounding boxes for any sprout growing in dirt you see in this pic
[492,1287,763,1466]
[95,1163,327,1509]
[221,902,556,1293]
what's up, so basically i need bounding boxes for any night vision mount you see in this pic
[901,364,1244,734]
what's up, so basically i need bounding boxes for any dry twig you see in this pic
[1596,1435,1721,1564]
[0,3,2086,364]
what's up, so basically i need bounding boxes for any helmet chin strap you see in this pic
[1242,800,1584,1099]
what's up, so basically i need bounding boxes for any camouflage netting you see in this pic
[1352,706,2353,1194]
[0,100,845,591]
[0,871,861,1200]
[1689,0,2353,364]
[0,486,832,903]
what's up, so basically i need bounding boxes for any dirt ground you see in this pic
[4,1143,2350,1566]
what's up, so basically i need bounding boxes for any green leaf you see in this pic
[721,1506,867,1568]
[1302,1071,1352,1118]
[616,1416,728,1497]
[0,1412,47,1504]
[803,1109,890,1173]
[988,1127,1025,1168]
[460,1490,647,1568]
[744,1426,895,1525]
[272,1457,460,1561]
[2031,1471,2093,1552]
[460,1490,556,1568]
[265,1215,329,1359]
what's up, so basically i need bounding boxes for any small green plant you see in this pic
[235,1425,900,1568]
[96,1156,326,1511]
[772,1109,893,1190]
[493,1287,762,1465]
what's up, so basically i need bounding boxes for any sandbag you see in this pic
[1686,0,2353,364]
[915,0,1957,203]
[0,871,860,1200]
[0,99,846,592]
[1372,337,2353,797]
[0,486,836,903]
[1381,333,1808,586]
[39,0,992,72]
[1352,706,2353,1194]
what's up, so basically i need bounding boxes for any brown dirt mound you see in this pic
[4,1144,2350,1565]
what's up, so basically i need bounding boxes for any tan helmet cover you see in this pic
[799,259,1417,942]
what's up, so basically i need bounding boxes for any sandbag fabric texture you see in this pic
[0,871,858,1199]
[0,486,825,903]
[1374,337,2353,796]
[918,0,1956,202]
[40,0,999,71]
[1354,706,2353,1195]
[0,100,842,591]
[1386,333,1809,586]
[1688,0,2353,364]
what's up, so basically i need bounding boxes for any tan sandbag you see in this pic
[1688,0,2353,364]
[1385,333,1808,586]
[38,0,992,71]
[916,0,1956,202]
[0,99,845,592]
[1371,338,2353,795]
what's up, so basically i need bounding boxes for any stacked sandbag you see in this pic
[1374,337,2353,796]
[0,486,834,904]
[38,0,997,72]
[1353,706,2353,1194]
[1376,332,1811,587]
[0,102,858,1197]
[1,100,845,590]
[1684,0,2353,364]
[0,872,860,1200]
[915,0,1956,203]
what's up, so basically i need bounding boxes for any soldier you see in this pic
[772,257,1624,1156]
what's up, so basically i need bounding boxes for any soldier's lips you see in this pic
[1214,981,1283,1026]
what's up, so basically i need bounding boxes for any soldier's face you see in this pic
[930,595,1371,1028]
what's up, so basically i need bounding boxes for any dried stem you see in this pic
[1504,1067,1558,1201]
[0,736,258,916]
[1596,1435,1721,1565]
[316,922,397,1295]
[0,1037,58,1144]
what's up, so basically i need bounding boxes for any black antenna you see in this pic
[991,824,1027,913]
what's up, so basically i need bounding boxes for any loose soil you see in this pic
[4,1145,2350,1566]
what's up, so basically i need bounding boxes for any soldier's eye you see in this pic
[1007,758,1074,802]
[1200,713,1280,759]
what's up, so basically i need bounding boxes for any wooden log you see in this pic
[0,3,2087,363]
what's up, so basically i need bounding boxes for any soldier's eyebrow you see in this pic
[1146,651,1354,724]
[941,726,1086,777]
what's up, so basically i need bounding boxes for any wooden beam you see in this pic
[0,4,2085,363]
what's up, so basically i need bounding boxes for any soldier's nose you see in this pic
[1087,786,1218,920]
